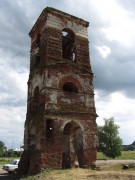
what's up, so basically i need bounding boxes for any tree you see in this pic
[0,141,5,157]
[97,117,122,159]
[0,141,4,147]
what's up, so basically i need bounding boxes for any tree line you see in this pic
[0,141,22,157]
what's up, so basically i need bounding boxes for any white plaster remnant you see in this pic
[31,75,43,94]
[80,95,85,102]
[50,91,57,103]
[86,95,94,107]
[43,13,88,39]
[94,135,99,148]
[32,47,39,55]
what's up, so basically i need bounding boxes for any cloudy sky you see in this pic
[0,0,135,149]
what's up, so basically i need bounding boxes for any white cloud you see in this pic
[0,106,26,148]
[0,66,28,99]
[95,91,135,144]
[0,0,135,148]
[96,45,111,58]
[0,63,28,148]
[89,0,135,47]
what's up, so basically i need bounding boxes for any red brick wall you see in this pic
[18,7,97,175]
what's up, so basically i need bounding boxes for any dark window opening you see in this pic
[36,34,41,48]
[34,86,39,97]
[34,55,40,66]
[62,29,76,61]
[33,86,39,115]
[46,120,54,140]
[34,34,41,67]
[63,82,78,93]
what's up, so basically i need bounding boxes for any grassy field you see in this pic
[0,157,16,165]
[9,163,135,180]
[1,152,135,180]
[97,151,135,160]
[0,151,135,166]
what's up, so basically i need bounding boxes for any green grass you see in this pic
[17,165,135,180]
[97,151,135,160]
[1,151,135,165]
[0,157,17,165]
[1,155,135,180]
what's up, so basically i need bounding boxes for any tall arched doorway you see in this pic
[62,121,84,168]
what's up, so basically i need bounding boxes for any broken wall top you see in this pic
[29,7,89,39]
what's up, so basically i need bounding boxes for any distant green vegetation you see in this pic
[97,151,135,160]
[0,157,16,165]
[0,151,135,165]
[1,153,135,180]
[1,151,135,166]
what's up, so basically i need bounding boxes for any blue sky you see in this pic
[0,0,135,148]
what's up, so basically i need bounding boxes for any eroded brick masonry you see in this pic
[19,7,98,175]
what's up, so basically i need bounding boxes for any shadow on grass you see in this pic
[0,172,24,180]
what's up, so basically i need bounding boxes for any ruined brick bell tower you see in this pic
[19,7,97,175]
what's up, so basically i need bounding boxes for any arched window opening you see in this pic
[62,121,84,169]
[34,55,40,67]
[62,29,76,61]
[63,82,78,93]
[46,119,54,141]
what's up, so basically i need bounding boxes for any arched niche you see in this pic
[62,121,84,168]
[62,28,76,61]
[63,82,78,93]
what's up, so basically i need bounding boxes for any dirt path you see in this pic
[96,160,134,165]
[0,166,14,180]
